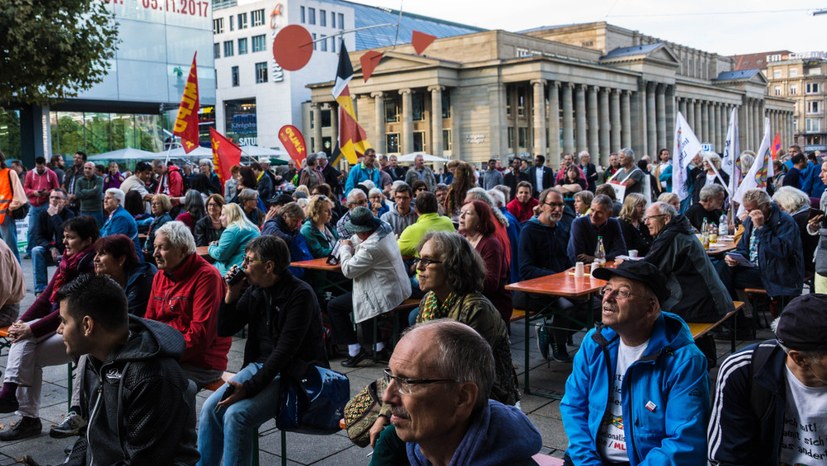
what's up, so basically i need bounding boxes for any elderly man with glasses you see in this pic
[561,260,710,466]
[336,188,368,239]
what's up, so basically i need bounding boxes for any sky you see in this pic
[351,0,827,56]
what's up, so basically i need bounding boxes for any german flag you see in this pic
[332,41,370,165]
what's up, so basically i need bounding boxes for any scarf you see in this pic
[419,291,459,321]
[50,244,95,303]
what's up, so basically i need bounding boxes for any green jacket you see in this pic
[75,175,103,212]
[300,219,339,259]
[416,292,520,405]
[397,212,455,257]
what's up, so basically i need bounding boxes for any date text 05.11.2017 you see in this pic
[105,0,210,18]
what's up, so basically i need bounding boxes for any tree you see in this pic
[0,0,119,105]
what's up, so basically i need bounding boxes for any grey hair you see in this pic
[578,150,590,159]
[465,187,508,227]
[406,320,495,412]
[739,151,755,173]
[155,221,196,255]
[772,186,810,214]
[619,147,635,163]
[699,183,726,203]
[592,194,614,211]
[238,188,259,201]
[418,232,485,295]
[199,158,214,170]
[650,201,677,219]
[306,152,318,165]
[702,151,722,170]
[657,192,679,206]
[573,190,594,206]
[279,202,305,220]
[487,188,506,208]
[742,189,771,208]
[105,188,125,205]
[346,188,367,206]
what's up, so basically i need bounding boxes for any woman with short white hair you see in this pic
[692,151,729,204]
[774,186,818,277]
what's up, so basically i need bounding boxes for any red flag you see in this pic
[770,132,781,160]
[278,125,308,165]
[360,50,383,82]
[173,53,200,153]
[209,128,241,189]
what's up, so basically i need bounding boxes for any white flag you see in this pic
[671,112,703,202]
[732,117,774,206]
[721,107,740,198]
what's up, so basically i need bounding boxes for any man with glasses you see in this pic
[336,188,368,239]
[345,148,383,195]
[30,189,74,295]
[567,194,627,264]
[380,320,542,465]
[561,260,710,465]
[643,201,733,366]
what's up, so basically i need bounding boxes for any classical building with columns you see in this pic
[305,22,795,167]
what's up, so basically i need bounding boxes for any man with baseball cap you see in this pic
[561,260,710,465]
[708,294,827,465]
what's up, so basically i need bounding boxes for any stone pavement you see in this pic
[0,257,772,465]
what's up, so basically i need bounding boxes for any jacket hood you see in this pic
[407,400,541,466]
[592,311,695,357]
[125,261,157,289]
[659,215,694,238]
[109,316,185,363]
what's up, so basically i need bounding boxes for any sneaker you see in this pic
[550,343,572,363]
[49,411,87,438]
[535,324,550,360]
[0,416,41,441]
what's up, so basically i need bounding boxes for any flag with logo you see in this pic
[721,107,740,197]
[671,112,704,202]
[333,40,370,165]
[733,117,774,206]
[770,132,781,160]
[209,128,242,189]
[173,52,200,153]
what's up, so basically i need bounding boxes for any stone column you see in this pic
[562,83,575,155]
[646,82,657,157]
[711,103,720,150]
[312,103,323,153]
[665,86,676,152]
[758,99,766,140]
[532,79,548,157]
[575,84,587,153]
[587,85,599,157]
[621,90,632,149]
[371,92,386,154]
[656,84,667,151]
[610,89,621,155]
[599,87,610,161]
[548,81,561,164]
[701,101,710,143]
[687,99,695,132]
[429,86,444,156]
[739,102,748,151]
[399,89,413,154]
[694,100,702,139]
[679,97,687,118]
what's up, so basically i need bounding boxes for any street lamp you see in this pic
[814,8,827,16]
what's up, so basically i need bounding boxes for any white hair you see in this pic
[487,188,506,208]
[199,158,214,169]
[155,221,196,255]
[105,188,125,204]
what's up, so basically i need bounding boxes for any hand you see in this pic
[50,247,60,262]
[210,241,219,247]
[216,380,246,409]
[749,209,765,229]
[808,214,823,228]
[264,207,279,223]
[9,322,32,342]
[576,253,594,263]
[724,255,738,267]
[340,239,352,249]
[47,204,59,216]
[224,266,248,303]
[369,415,389,448]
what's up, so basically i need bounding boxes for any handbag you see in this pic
[343,377,387,447]
[276,364,350,435]
[7,170,29,220]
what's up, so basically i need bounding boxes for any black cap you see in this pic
[592,261,670,304]
[775,294,827,351]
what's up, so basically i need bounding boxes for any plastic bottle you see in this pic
[719,213,728,236]
[594,236,606,267]
[709,222,718,245]
[701,218,710,250]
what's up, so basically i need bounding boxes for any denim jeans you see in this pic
[31,245,57,293]
[0,212,21,264]
[197,363,281,466]
[80,210,103,228]
[26,203,47,254]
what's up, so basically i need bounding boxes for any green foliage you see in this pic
[0,0,119,104]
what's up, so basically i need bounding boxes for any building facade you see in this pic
[764,52,827,152]
[305,22,795,167]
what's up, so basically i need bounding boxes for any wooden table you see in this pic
[289,257,341,272]
[290,257,350,294]
[506,264,611,396]
[707,237,737,256]
[687,301,744,354]
[196,245,210,258]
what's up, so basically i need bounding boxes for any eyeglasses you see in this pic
[599,285,638,300]
[241,256,263,265]
[413,257,442,268]
[642,214,667,223]
[352,199,367,205]
[383,368,456,395]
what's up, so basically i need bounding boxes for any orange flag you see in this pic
[173,53,201,153]
[210,128,241,189]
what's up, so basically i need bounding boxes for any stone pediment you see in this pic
[352,50,456,78]
[600,43,680,68]
[714,69,768,86]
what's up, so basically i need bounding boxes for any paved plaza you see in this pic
[0,258,772,465]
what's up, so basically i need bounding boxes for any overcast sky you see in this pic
[351,0,826,56]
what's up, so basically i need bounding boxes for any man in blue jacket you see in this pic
[100,188,143,261]
[344,148,383,195]
[560,260,710,466]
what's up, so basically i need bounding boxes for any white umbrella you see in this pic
[88,148,158,161]
[161,146,214,158]
[397,152,451,163]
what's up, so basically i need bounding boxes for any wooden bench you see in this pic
[371,298,422,360]
[687,301,744,354]
[743,288,792,328]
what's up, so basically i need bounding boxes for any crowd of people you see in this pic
[0,142,825,465]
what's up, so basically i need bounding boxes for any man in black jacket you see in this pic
[528,155,554,197]
[198,235,327,465]
[31,188,74,295]
[57,274,198,465]
[503,157,529,201]
[708,294,827,465]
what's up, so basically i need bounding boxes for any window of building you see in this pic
[387,133,400,153]
[506,91,512,116]
[224,99,257,145]
[300,6,305,23]
[338,13,344,29]
[255,62,267,83]
[773,69,782,79]
[518,127,527,147]
[413,131,425,152]
[331,37,336,53]
[442,91,451,118]
[507,127,515,148]
[517,91,526,117]
[320,35,327,52]
[223,40,234,57]
[790,68,799,77]
[308,7,316,25]
[806,83,820,94]
[312,33,317,51]
[806,118,821,133]
[385,96,400,122]
[774,86,782,96]
[251,9,265,27]
[809,68,823,76]
[320,9,327,27]
[321,108,331,127]
[790,85,798,95]
[231,66,239,87]
[213,43,220,59]
[807,101,821,114]
[331,11,336,28]
[213,18,224,34]
[412,92,425,121]
[443,129,452,151]
[229,15,234,31]
[251,34,266,52]
[238,38,248,55]
[237,13,248,29]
